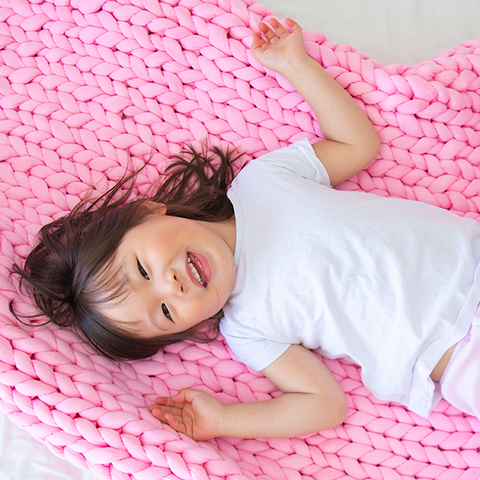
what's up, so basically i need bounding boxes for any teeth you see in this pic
[188,257,204,285]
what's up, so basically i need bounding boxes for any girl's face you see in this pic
[102,207,237,338]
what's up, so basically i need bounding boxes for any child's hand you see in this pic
[251,18,308,76]
[149,389,223,441]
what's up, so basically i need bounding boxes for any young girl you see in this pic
[12,18,480,441]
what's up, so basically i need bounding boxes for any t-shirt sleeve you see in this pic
[255,138,332,187]
[220,323,291,371]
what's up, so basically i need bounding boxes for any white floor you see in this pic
[1,1,479,479]
[0,413,98,480]
[260,0,480,66]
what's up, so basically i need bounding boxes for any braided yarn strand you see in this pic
[1,0,480,479]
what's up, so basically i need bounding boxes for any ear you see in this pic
[139,200,167,215]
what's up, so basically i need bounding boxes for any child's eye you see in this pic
[162,303,172,321]
[137,260,150,280]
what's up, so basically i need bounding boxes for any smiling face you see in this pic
[101,209,237,339]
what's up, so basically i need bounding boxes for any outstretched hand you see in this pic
[251,18,308,76]
[149,389,223,441]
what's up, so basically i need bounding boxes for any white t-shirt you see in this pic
[220,138,480,418]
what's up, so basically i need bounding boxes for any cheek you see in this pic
[183,295,222,325]
[197,299,220,320]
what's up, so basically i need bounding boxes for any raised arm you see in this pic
[149,345,347,440]
[251,18,381,185]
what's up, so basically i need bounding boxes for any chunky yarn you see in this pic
[1,0,480,479]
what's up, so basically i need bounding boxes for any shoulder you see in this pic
[236,138,331,187]
[220,317,291,371]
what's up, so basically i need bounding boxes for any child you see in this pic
[12,18,480,441]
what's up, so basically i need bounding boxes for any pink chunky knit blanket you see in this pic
[1,1,480,479]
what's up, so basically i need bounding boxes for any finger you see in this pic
[267,17,289,36]
[252,32,269,53]
[149,405,166,419]
[164,412,189,435]
[152,407,187,434]
[150,405,186,430]
[258,21,279,42]
[171,388,201,403]
[251,31,265,50]
[154,395,183,407]
[285,18,300,30]
[150,402,186,420]
[258,20,273,32]
[149,406,172,427]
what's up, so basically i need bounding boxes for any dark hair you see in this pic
[10,144,244,360]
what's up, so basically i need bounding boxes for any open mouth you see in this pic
[187,253,208,287]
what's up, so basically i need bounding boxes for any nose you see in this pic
[165,268,186,296]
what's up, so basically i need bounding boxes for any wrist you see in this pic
[280,54,318,80]
[216,402,230,437]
